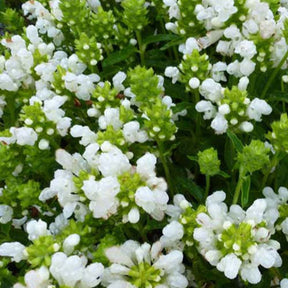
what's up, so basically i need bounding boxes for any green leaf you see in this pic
[102,45,137,68]
[227,130,244,152]
[160,36,185,51]
[143,34,180,45]
[0,0,5,11]
[268,91,288,103]
[217,171,230,178]
[187,155,198,162]
[241,175,251,208]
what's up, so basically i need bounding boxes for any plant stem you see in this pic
[261,49,288,99]
[136,31,145,66]
[194,90,201,138]
[232,167,245,204]
[157,141,174,196]
[261,153,281,190]
[281,78,286,112]
[6,94,16,128]
[205,174,210,199]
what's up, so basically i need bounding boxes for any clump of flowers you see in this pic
[2,0,288,287]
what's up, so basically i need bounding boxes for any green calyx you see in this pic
[266,113,288,153]
[217,222,255,259]
[97,125,127,149]
[75,33,103,69]
[197,147,220,176]
[237,140,270,174]
[92,81,120,112]
[180,205,206,246]
[26,235,59,268]
[128,261,162,288]
[118,172,145,210]
[121,0,148,31]
[180,50,210,90]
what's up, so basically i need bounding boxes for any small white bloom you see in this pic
[26,219,50,241]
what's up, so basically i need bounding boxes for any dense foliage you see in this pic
[1,0,288,287]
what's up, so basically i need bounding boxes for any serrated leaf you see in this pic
[227,130,244,152]
[102,46,137,68]
[143,33,180,45]
[241,175,251,208]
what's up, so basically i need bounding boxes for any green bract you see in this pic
[197,148,220,176]
[237,140,270,174]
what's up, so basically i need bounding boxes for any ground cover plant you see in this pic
[2,0,288,287]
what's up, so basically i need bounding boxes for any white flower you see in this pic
[211,62,227,82]
[189,77,200,89]
[63,234,80,255]
[239,58,256,76]
[127,207,140,224]
[240,263,261,284]
[281,279,288,288]
[112,71,126,92]
[195,100,216,120]
[235,40,257,59]
[56,149,88,175]
[50,252,104,287]
[136,153,157,179]
[164,66,180,83]
[135,186,168,221]
[70,125,97,146]
[123,121,148,144]
[105,241,188,288]
[98,145,131,177]
[216,253,242,279]
[82,176,120,219]
[211,113,228,134]
[0,242,27,262]
[98,108,123,130]
[12,127,38,146]
[14,266,50,288]
[0,73,18,91]
[26,219,50,241]
[199,79,223,102]
[247,98,272,121]
[0,205,13,224]
[180,37,200,55]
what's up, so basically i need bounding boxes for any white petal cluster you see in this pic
[0,242,27,262]
[104,240,188,288]
[13,266,50,288]
[0,204,13,224]
[193,191,282,284]
[195,79,272,134]
[50,252,104,287]
[40,143,169,223]
[26,219,50,241]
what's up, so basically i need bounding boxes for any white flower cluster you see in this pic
[193,192,282,283]
[104,240,188,288]
[163,0,288,134]
[195,78,272,134]
[40,141,169,223]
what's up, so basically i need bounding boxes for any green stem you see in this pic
[232,167,245,204]
[194,90,201,138]
[261,153,281,190]
[136,31,145,66]
[261,49,288,99]
[157,141,174,196]
[281,79,286,112]
[205,174,210,199]
[6,94,16,128]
